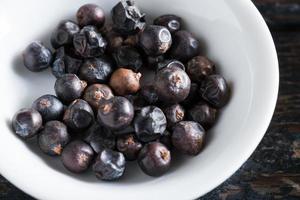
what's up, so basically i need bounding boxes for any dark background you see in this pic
[1,0,300,199]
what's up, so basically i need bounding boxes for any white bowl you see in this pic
[0,0,278,199]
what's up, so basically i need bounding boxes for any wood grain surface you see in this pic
[1,0,299,199]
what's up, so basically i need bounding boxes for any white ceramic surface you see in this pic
[0,0,279,199]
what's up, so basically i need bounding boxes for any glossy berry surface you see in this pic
[12,108,42,139]
[156,59,185,72]
[23,41,52,72]
[172,121,205,156]
[138,142,171,177]
[188,102,217,129]
[38,121,70,156]
[83,84,114,111]
[187,56,215,82]
[54,74,87,104]
[109,68,141,96]
[199,75,230,108]
[77,4,105,28]
[61,140,94,173]
[111,0,146,35]
[181,83,199,108]
[79,57,114,84]
[139,25,172,56]
[51,47,82,78]
[153,14,182,33]
[134,106,167,142]
[155,66,191,103]
[113,46,143,72]
[164,104,185,128]
[73,26,107,58]
[63,99,94,130]
[32,94,64,122]
[93,149,126,181]
[83,122,115,153]
[117,134,142,161]
[97,96,134,130]
[140,85,159,105]
[51,20,80,49]
[169,30,201,62]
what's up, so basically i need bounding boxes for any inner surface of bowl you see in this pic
[0,0,278,199]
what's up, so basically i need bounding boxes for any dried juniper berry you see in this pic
[187,56,215,82]
[169,30,201,62]
[117,134,143,161]
[38,121,70,156]
[138,142,171,177]
[140,85,159,105]
[199,75,230,108]
[112,46,143,71]
[153,14,182,33]
[164,104,185,128]
[12,108,42,139]
[73,26,107,58]
[155,65,191,104]
[97,96,134,130]
[124,34,139,47]
[111,0,146,35]
[63,99,94,130]
[139,25,172,56]
[134,106,167,143]
[51,47,82,78]
[93,149,126,181]
[156,59,185,72]
[83,84,114,112]
[77,4,105,28]
[32,94,64,122]
[109,68,141,96]
[62,140,94,173]
[83,122,115,153]
[103,25,124,53]
[172,121,205,156]
[51,20,80,49]
[54,74,87,104]
[188,101,217,129]
[181,83,199,108]
[23,41,52,72]
[124,94,147,111]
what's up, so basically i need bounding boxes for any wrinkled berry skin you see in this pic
[187,56,215,82]
[77,4,105,28]
[140,85,159,105]
[159,130,172,149]
[117,134,142,161]
[113,46,143,72]
[38,121,70,156]
[73,26,107,58]
[12,108,42,139]
[199,75,230,108]
[169,30,201,62]
[54,74,87,104]
[188,102,217,129]
[134,106,167,143]
[51,47,82,78]
[51,20,80,49]
[157,59,185,72]
[164,104,185,128]
[138,142,171,177]
[139,25,172,56]
[93,149,126,181]
[23,41,52,72]
[83,84,114,111]
[62,140,94,173]
[111,0,146,35]
[79,57,114,84]
[172,121,205,156]
[155,66,191,104]
[83,122,115,153]
[109,68,141,96]
[98,96,134,130]
[32,94,64,122]
[63,99,94,130]
[153,15,182,33]
[181,83,199,108]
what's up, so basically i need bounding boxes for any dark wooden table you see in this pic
[1,0,300,199]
